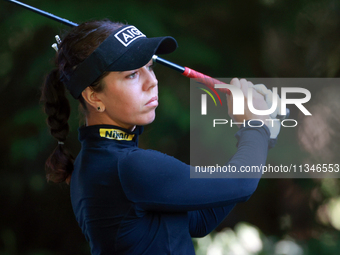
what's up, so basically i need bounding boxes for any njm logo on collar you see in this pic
[114,26,146,47]
[100,128,135,141]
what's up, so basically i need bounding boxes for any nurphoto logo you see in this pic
[199,84,312,128]
[201,84,311,116]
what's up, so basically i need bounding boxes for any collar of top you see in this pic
[78,124,144,147]
[62,25,177,99]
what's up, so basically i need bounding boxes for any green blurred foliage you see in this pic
[1,0,340,254]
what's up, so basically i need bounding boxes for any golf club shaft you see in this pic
[4,0,289,119]
[4,0,78,27]
[152,55,231,94]
[153,55,290,119]
[4,0,230,94]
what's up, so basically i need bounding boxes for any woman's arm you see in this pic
[118,123,270,212]
[188,204,236,237]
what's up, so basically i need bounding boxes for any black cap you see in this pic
[62,25,177,99]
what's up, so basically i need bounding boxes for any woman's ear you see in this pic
[81,88,105,112]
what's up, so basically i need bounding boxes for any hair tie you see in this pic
[58,141,64,145]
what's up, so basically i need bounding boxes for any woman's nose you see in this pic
[142,67,158,91]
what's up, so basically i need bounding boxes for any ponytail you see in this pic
[41,20,125,184]
[41,69,74,184]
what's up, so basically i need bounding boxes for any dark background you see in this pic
[1,0,340,254]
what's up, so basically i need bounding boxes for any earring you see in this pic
[97,106,101,111]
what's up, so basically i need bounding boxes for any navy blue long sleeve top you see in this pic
[70,123,272,255]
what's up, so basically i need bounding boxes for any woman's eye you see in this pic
[126,72,137,79]
[148,64,154,71]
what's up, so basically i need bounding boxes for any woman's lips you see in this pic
[145,96,158,107]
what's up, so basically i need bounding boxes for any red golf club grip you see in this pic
[183,67,231,96]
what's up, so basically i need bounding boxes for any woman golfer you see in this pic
[42,19,275,255]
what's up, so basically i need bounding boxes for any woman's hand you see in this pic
[226,78,270,127]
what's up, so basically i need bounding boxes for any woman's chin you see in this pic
[139,113,156,126]
[144,114,156,125]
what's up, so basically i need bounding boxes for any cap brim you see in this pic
[106,36,177,72]
[64,24,178,99]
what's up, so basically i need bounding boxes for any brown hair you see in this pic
[41,20,124,184]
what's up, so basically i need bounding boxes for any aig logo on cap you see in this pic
[114,26,146,47]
